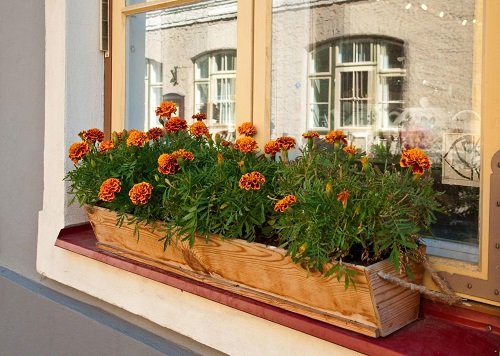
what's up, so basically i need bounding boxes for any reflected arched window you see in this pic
[194,51,236,138]
[308,38,405,149]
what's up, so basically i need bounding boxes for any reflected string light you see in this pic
[421,4,428,11]
[439,11,444,18]
[395,1,475,28]
[405,3,412,10]
[462,19,468,26]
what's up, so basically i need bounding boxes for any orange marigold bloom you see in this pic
[325,130,348,145]
[189,121,210,137]
[400,148,431,175]
[276,136,296,151]
[239,171,266,191]
[68,141,90,163]
[343,145,357,155]
[126,130,149,147]
[165,117,188,133]
[221,140,232,147]
[99,140,115,153]
[264,140,280,155]
[337,189,350,208]
[98,178,121,202]
[82,128,105,143]
[192,112,207,121]
[155,101,177,119]
[234,137,258,153]
[112,131,124,143]
[302,131,320,139]
[129,182,153,205]
[157,153,179,175]
[237,122,257,137]
[274,195,297,212]
[172,149,195,162]
[147,127,164,141]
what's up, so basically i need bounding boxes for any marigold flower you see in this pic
[238,122,257,137]
[217,153,224,164]
[400,148,431,175]
[98,178,121,202]
[189,121,210,137]
[192,112,207,121]
[360,156,369,166]
[112,131,124,143]
[325,130,348,145]
[221,140,232,147]
[274,195,297,212]
[276,136,296,151]
[264,140,280,155]
[165,117,188,133]
[239,171,266,191]
[82,128,105,143]
[157,153,179,175]
[68,141,90,163]
[129,182,153,205]
[172,149,195,162]
[343,145,357,155]
[302,131,320,139]
[147,127,163,141]
[126,130,149,147]
[337,189,350,208]
[234,137,258,153]
[155,101,177,119]
[99,140,115,153]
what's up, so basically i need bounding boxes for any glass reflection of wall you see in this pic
[272,0,481,262]
[125,0,237,134]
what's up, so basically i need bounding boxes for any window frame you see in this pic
[106,0,498,305]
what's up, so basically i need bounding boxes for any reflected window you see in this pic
[194,51,236,139]
[145,58,163,129]
[308,39,405,146]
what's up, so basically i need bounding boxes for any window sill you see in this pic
[56,223,500,355]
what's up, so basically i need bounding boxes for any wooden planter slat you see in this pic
[86,205,422,337]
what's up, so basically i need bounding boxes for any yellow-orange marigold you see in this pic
[189,121,210,137]
[302,131,320,139]
[99,140,115,153]
[239,171,266,191]
[274,195,297,212]
[157,153,179,175]
[126,130,149,147]
[155,101,177,119]
[68,141,90,163]
[264,140,280,155]
[237,122,257,137]
[234,137,258,153]
[129,182,153,205]
[147,127,163,141]
[82,128,105,143]
[165,117,188,133]
[276,136,296,151]
[343,145,357,155]
[98,178,121,202]
[337,189,350,208]
[400,148,431,175]
[172,149,195,162]
[325,130,348,145]
[192,112,207,121]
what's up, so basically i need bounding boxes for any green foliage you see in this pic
[65,117,440,288]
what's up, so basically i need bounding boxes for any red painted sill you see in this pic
[56,223,500,356]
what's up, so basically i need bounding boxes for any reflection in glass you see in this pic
[126,0,237,138]
[272,0,482,261]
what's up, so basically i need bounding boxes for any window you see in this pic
[308,39,405,151]
[194,51,237,139]
[145,58,163,129]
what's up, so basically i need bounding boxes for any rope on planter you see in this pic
[377,258,464,305]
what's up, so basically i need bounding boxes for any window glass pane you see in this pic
[196,56,209,79]
[125,0,237,136]
[310,79,329,103]
[311,47,330,73]
[272,0,483,262]
[309,104,329,129]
